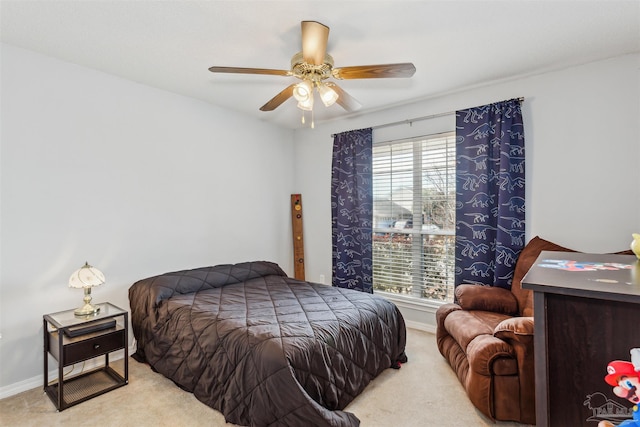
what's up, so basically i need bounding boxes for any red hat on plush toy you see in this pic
[605,360,638,386]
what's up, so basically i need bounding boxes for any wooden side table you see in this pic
[522,251,640,427]
[43,302,128,411]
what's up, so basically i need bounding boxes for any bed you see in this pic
[129,261,407,427]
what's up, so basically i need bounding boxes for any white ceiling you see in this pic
[2,1,639,129]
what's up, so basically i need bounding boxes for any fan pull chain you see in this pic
[299,109,314,129]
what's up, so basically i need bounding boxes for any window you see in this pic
[372,132,456,302]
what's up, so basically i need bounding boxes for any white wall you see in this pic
[0,44,295,391]
[2,44,638,396]
[293,54,640,325]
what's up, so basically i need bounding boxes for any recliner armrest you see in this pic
[494,316,534,343]
[435,303,462,341]
[466,334,516,376]
[455,284,519,315]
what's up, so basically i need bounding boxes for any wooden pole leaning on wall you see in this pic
[290,194,305,280]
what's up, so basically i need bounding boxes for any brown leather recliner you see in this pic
[436,236,572,424]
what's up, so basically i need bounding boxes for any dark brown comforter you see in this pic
[129,261,407,427]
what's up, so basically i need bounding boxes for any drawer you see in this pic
[49,327,125,365]
[64,329,125,364]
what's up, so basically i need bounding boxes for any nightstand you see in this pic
[43,302,128,411]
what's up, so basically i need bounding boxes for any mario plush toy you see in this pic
[599,349,640,427]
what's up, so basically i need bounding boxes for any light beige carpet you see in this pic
[0,329,530,426]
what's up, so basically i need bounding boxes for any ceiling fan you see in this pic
[208,21,416,118]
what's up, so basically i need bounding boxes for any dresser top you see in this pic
[522,251,640,302]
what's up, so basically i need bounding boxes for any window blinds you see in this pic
[372,132,456,301]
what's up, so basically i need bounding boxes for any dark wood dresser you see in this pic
[522,251,640,427]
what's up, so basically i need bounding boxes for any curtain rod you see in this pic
[331,97,524,137]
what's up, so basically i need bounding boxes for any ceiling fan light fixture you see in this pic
[293,80,313,102]
[297,91,314,111]
[317,83,339,107]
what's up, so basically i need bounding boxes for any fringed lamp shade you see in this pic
[69,262,105,316]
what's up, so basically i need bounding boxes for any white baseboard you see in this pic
[405,319,436,334]
[0,345,135,400]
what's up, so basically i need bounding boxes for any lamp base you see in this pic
[74,285,100,317]
[74,303,100,317]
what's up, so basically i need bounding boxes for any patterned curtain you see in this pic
[455,99,525,289]
[331,128,373,293]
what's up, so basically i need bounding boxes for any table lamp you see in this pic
[68,262,105,316]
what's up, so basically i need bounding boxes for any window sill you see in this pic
[375,291,449,310]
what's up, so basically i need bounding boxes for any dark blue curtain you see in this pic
[455,99,525,289]
[331,128,373,293]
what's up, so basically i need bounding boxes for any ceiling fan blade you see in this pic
[301,21,329,66]
[259,84,296,111]
[209,66,291,76]
[325,82,361,112]
[332,63,416,79]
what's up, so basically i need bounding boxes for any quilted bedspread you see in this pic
[129,261,407,427]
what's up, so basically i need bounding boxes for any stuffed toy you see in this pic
[599,349,640,427]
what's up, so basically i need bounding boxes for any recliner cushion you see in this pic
[443,309,512,352]
[455,284,519,315]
